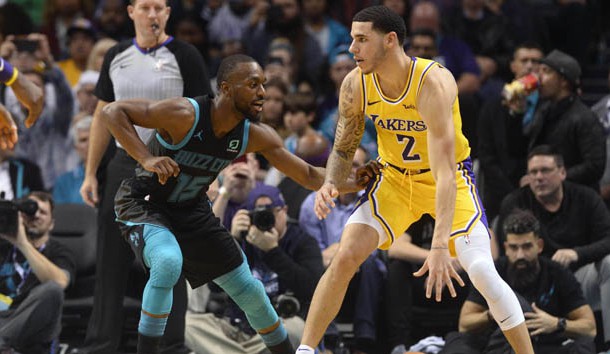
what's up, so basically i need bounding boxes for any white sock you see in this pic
[296,344,316,353]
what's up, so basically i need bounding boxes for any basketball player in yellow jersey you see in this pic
[296,6,535,354]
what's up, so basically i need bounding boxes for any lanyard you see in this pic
[12,243,46,294]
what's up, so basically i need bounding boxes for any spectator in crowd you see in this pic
[478,42,544,221]
[57,19,97,88]
[186,185,324,352]
[283,93,330,163]
[408,0,481,95]
[75,0,212,352]
[263,39,297,92]
[207,0,253,50]
[93,0,133,41]
[528,50,605,190]
[261,77,289,139]
[85,38,117,72]
[591,66,610,206]
[73,70,99,115]
[300,146,385,354]
[0,192,76,353]
[444,0,515,85]
[53,115,91,204]
[498,145,610,351]
[172,13,211,70]
[40,0,94,60]
[302,0,351,56]
[442,209,596,354]
[243,0,324,86]
[406,28,438,59]
[212,155,260,229]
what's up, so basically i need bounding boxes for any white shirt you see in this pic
[0,160,14,200]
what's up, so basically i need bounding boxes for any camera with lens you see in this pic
[0,198,38,238]
[274,292,300,318]
[249,206,275,232]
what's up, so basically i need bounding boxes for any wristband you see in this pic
[0,58,19,86]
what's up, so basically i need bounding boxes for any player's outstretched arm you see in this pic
[11,69,44,128]
[413,65,464,301]
[0,104,18,150]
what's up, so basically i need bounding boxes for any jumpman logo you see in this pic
[193,130,204,141]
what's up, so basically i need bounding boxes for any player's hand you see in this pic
[80,175,99,207]
[230,209,251,239]
[0,106,18,150]
[314,182,339,220]
[414,247,464,302]
[525,303,559,336]
[142,156,180,185]
[355,160,383,188]
[11,73,44,128]
[552,249,578,267]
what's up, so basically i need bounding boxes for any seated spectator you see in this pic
[442,209,596,354]
[283,93,330,162]
[57,19,97,88]
[185,185,324,353]
[299,147,386,354]
[93,0,133,41]
[302,0,351,56]
[73,70,99,115]
[53,115,91,204]
[478,42,544,221]
[85,38,117,72]
[0,192,76,353]
[591,66,610,206]
[498,145,610,351]
[528,50,605,190]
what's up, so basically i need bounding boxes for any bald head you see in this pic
[410,1,440,33]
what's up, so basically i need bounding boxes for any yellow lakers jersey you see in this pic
[360,57,470,170]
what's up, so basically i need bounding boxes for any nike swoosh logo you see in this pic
[367,100,381,106]
[499,315,512,323]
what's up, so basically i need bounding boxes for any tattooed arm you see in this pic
[314,69,365,219]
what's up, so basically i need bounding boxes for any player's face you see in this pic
[231,62,266,122]
[527,155,566,200]
[128,0,170,41]
[349,22,388,74]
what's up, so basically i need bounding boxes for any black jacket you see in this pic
[529,96,606,189]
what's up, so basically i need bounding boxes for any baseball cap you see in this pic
[246,185,286,210]
[67,18,97,41]
[328,44,353,66]
[539,49,581,87]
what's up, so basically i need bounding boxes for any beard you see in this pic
[506,259,540,293]
[25,226,46,241]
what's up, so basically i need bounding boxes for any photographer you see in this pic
[0,191,75,353]
[186,185,325,354]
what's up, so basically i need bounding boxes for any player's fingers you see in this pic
[445,271,457,298]
[449,266,465,287]
[425,274,433,299]
[412,262,428,277]
[435,274,444,302]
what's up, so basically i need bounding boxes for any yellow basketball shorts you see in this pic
[350,157,488,252]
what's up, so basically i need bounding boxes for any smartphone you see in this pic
[14,39,39,53]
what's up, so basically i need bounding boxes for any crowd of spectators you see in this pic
[1,0,610,353]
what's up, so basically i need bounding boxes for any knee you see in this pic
[36,281,64,309]
[149,249,183,287]
[330,251,363,278]
[467,259,503,301]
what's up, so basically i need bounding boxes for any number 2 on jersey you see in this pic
[397,134,421,161]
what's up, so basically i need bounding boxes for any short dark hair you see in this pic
[284,92,316,115]
[410,28,437,41]
[27,191,54,214]
[503,209,540,237]
[513,41,544,59]
[527,144,564,167]
[216,54,257,89]
[353,5,407,45]
[264,77,288,96]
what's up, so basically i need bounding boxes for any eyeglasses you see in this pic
[527,167,558,176]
